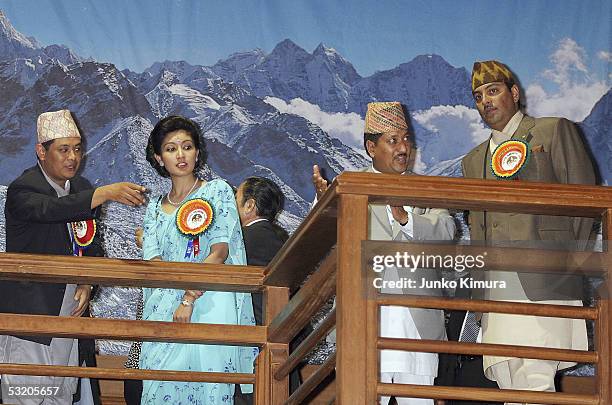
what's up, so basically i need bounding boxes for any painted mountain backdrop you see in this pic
[0,8,610,257]
[0,7,609,360]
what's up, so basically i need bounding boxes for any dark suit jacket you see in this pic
[242,220,287,325]
[235,220,293,404]
[3,164,103,345]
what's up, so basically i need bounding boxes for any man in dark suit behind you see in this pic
[2,109,146,405]
[234,176,298,405]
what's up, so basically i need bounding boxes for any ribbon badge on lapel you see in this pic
[71,219,96,256]
[491,139,530,180]
[176,198,214,258]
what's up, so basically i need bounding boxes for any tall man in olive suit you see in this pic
[461,61,595,403]
[2,109,146,405]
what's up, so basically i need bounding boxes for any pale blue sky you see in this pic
[1,0,610,87]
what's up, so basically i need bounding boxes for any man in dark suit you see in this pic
[235,176,288,324]
[234,176,296,405]
[2,109,146,405]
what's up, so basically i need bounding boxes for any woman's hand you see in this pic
[173,300,194,323]
[171,243,227,323]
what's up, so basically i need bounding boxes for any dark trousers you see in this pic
[73,334,102,405]
[436,288,502,405]
[443,354,502,405]
[124,379,143,405]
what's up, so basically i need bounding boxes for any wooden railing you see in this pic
[0,172,611,404]
[264,172,612,404]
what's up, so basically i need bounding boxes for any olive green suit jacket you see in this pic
[461,115,595,301]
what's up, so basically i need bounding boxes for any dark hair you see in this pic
[504,80,523,110]
[35,139,54,161]
[146,115,207,177]
[41,139,54,151]
[363,132,383,157]
[240,177,285,221]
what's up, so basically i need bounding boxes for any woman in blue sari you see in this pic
[140,115,256,404]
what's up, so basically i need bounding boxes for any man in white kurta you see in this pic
[313,101,455,404]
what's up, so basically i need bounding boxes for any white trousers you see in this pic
[379,372,434,405]
[0,285,93,405]
[489,358,558,405]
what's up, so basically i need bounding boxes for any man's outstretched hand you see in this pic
[92,182,147,209]
[312,165,329,199]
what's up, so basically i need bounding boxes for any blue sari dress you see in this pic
[140,179,257,404]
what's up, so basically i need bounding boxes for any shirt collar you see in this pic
[370,165,407,175]
[38,162,71,197]
[490,110,524,149]
[245,218,268,227]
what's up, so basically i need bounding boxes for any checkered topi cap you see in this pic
[471,60,515,91]
[37,110,81,143]
[364,102,408,134]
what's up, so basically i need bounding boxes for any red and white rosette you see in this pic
[70,219,96,256]
[176,198,213,258]
[490,140,530,180]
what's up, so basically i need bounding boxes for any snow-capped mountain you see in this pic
[41,44,84,66]
[211,48,266,79]
[0,10,84,66]
[347,54,473,115]
[212,39,362,112]
[210,41,473,115]
[0,10,38,61]
[0,11,370,225]
[580,89,611,185]
[0,59,155,185]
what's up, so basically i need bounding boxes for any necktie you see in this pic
[459,310,480,343]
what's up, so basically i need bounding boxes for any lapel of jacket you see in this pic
[511,115,536,141]
[466,139,490,179]
[34,164,63,196]
[363,165,394,239]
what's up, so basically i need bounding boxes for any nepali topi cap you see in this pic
[364,101,408,134]
[471,60,515,91]
[37,109,81,143]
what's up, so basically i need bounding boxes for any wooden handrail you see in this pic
[0,174,610,404]
[0,252,264,291]
[378,383,599,405]
[0,313,267,345]
[335,172,612,217]
[265,184,338,290]
[0,363,255,383]
[376,294,598,319]
[268,251,336,344]
[378,338,597,364]
[274,308,336,381]
[284,352,336,405]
